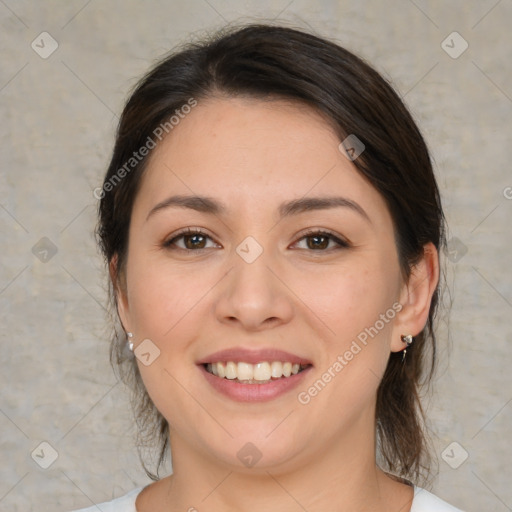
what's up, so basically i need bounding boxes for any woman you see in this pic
[74,24,464,512]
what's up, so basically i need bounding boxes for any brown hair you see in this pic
[96,23,447,484]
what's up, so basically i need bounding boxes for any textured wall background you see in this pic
[1,1,511,511]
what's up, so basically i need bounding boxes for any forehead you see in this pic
[133,96,391,228]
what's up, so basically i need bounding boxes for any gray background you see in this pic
[1,1,511,511]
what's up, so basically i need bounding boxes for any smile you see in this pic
[197,347,313,402]
[204,361,310,384]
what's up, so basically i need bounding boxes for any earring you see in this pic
[127,332,134,352]
[401,334,413,363]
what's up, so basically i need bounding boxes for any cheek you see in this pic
[300,275,395,422]
[304,262,393,341]
[125,252,207,339]
[304,260,397,405]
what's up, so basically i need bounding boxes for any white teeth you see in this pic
[253,362,271,381]
[270,361,282,378]
[237,362,253,381]
[206,361,306,381]
[225,361,237,380]
[216,361,226,378]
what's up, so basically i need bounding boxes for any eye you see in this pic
[163,228,350,252]
[292,229,350,251]
[163,228,219,251]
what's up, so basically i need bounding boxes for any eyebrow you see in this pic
[145,194,371,224]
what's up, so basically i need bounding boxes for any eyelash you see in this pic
[163,227,350,252]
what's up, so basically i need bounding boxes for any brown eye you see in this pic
[182,233,207,249]
[306,234,330,250]
[164,229,218,251]
[294,230,349,251]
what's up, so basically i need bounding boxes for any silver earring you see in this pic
[401,334,413,363]
[127,332,134,352]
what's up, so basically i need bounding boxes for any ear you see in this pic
[109,253,131,333]
[390,242,440,352]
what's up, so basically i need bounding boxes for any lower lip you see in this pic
[199,364,312,402]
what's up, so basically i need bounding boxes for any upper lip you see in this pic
[197,347,313,366]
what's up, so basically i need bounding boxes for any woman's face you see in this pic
[117,96,414,472]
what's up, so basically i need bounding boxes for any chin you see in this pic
[201,427,309,473]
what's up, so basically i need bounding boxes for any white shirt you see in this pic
[71,485,465,511]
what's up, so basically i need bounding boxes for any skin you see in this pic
[113,96,439,512]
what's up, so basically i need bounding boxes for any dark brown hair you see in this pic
[96,23,447,484]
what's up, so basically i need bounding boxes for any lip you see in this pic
[199,363,313,402]
[196,347,313,366]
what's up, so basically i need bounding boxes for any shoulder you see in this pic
[69,484,465,512]
[69,486,144,512]
[411,486,465,512]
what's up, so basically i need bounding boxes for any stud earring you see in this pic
[127,332,134,352]
[401,334,413,363]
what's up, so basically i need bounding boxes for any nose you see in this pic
[214,250,294,332]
